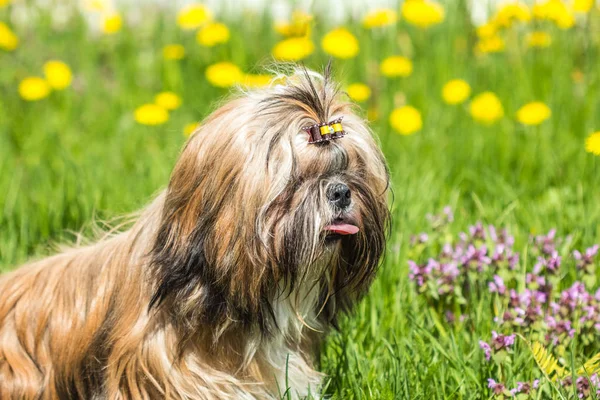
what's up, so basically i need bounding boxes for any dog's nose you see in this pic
[327,183,351,209]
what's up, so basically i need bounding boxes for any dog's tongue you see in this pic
[324,224,359,235]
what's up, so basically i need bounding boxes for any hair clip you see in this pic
[302,117,346,144]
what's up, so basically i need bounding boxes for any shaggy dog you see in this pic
[0,65,390,399]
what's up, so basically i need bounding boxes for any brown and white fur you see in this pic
[0,65,390,399]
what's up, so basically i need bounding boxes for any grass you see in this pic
[1,1,600,398]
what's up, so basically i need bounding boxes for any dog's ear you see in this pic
[148,103,279,338]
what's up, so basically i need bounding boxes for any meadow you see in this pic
[1,0,600,398]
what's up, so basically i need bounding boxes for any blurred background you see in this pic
[1,0,600,397]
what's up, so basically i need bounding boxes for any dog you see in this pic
[0,65,390,399]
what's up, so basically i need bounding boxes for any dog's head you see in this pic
[150,65,390,338]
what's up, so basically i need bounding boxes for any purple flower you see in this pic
[479,340,492,361]
[489,275,506,295]
[461,245,491,271]
[574,245,599,273]
[489,225,515,247]
[469,222,486,241]
[533,252,561,275]
[511,380,540,395]
[491,331,515,350]
[535,229,557,255]
[487,378,506,395]
[408,260,432,287]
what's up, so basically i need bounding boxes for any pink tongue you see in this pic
[324,224,360,235]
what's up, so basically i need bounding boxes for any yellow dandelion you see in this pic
[390,106,423,135]
[163,44,185,60]
[43,60,72,90]
[241,74,272,88]
[154,92,182,111]
[205,62,243,88]
[362,8,398,29]
[527,31,552,48]
[476,21,497,38]
[272,37,314,61]
[585,132,600,156]
[442,79,471,105]
[469,92,504,125]
[321,28,359,59]
[346,83,371,102]
[0,22,19,51]
[102,13,122,35]
[401,0,445,29]
[380,56,413,78]
[0,0,11,7]
[177,3,211,30]
[492,3,531,28]
[196,22,230,47]
[134,104,169,126]
[516,101,551,126]
[574,0,594,12]
[274,11,312,37]
[184,122,200,137]
[476,35,505,54]
[18,77,51,101]
[533,1,574,29]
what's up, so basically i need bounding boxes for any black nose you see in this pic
[327,183,351,209]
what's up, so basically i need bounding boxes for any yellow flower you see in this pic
[241,74,272,88]
[476,35,505,53]
[527,31,552,48]
[380,56,413,78]
[492,3,531,28]
[401,0,445,29]
[134,104,169,126]
[0,22,19,51]
[184,122,200,137]
[362,8,398,28]
[390,106,423,135]
[0,0,10,7]
[476,21,498,38]
[272,37,314,61]
[469,92,504,125]
[274,11,312,37]
[18,77,51,101]
[163,44,185,60]
[533,1,574,29]
[196,22,230,47]
[205,62,243,88]
[585,132,600,156]
[442,79,471,105]
[43,60,72,90]
[177,4,211,30]
[102,13,122,34]
[516,101,551,126]
[574,0,594,13]
[321,28,359,59]
[154,92,182,110]
[346,83,371,102]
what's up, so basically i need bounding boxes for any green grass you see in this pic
[2,1,600,398]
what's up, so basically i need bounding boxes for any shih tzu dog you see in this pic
[0,65,390,399]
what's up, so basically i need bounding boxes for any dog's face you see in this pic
[150,68,390,337]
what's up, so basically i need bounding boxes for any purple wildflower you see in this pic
[487,378,506,395]
[479,340,492,361]
[488,275,506,295]
[574,245,599,273]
